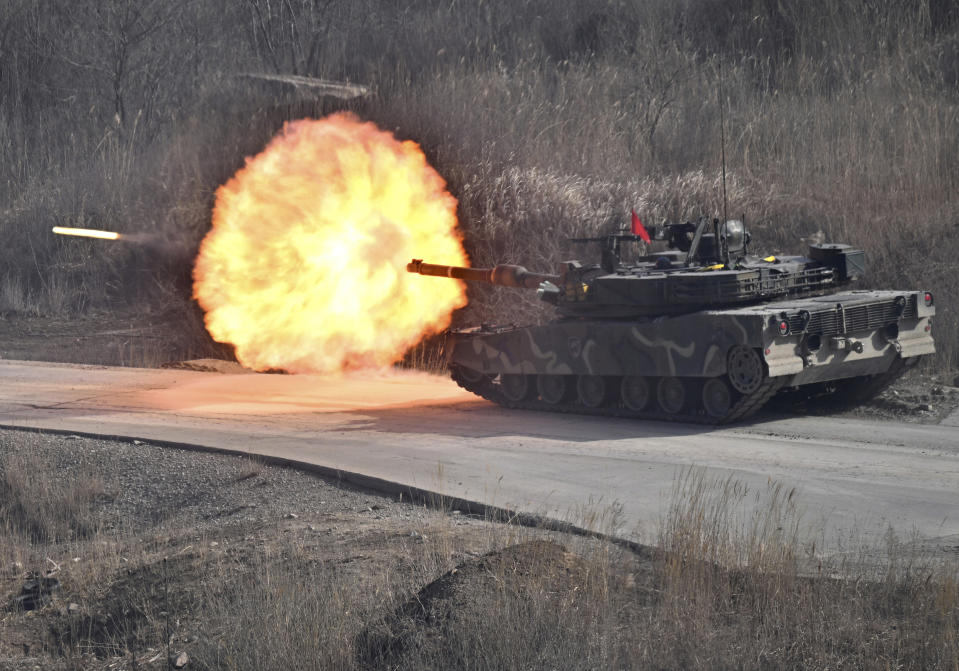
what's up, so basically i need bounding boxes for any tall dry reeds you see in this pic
[0,0,955,368]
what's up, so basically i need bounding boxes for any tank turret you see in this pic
[409,217,866,318]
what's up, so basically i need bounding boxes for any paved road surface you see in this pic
[1,359,957,553]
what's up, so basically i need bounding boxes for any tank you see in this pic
[407,216,936,423]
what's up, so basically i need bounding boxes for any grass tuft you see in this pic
[0,446,106,545]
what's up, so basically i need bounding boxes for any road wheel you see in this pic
[537,375,573,405]
[500,374,533,402]
[620,376,651,412]
[702,378,734,419]
[657,377,687,414]
[727,345,764,395]
[577,375,611,408]
[455,365,486,383]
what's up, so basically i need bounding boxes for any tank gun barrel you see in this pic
[407,259,559,290]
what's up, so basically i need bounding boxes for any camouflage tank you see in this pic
[407,216,936,423]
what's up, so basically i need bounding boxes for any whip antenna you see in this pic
[718,58,730,266]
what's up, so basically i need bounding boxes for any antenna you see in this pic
[718,59,730,267]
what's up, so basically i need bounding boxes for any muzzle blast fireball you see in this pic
[192,112,469,374]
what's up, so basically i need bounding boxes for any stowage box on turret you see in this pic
[408,216,935,423]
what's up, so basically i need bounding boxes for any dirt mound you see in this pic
[50,553,202,658]
[358,540,599,668]
[160,358,251,374]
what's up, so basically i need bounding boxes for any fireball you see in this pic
[193,113,468,374]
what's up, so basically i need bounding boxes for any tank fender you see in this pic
[764,338,805,377]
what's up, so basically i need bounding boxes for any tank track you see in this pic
[761,355,917,413]
[450,367,787,425]
[833,355,910,404]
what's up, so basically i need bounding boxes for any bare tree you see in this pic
[245,0,336,75]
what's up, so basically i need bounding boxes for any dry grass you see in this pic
[652,468,959,669]
[194,559,364,671]
[3,438,955,670]
[190,471,958,671]
[0,448,106,546]
[0,0,954,370]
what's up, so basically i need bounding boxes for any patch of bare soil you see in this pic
[159,359,252,374]
[0,307,228,369]
[846,369,959,422]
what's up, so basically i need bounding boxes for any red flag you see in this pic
[631,210,650,243]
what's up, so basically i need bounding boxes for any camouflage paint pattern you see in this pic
[449,290,935,386]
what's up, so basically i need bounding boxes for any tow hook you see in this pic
[830,336,863,353]
[881,323,902,354]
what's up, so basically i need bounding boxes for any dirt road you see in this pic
[1,359,957,553]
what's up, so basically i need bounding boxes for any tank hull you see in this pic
[446,289,935,423]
